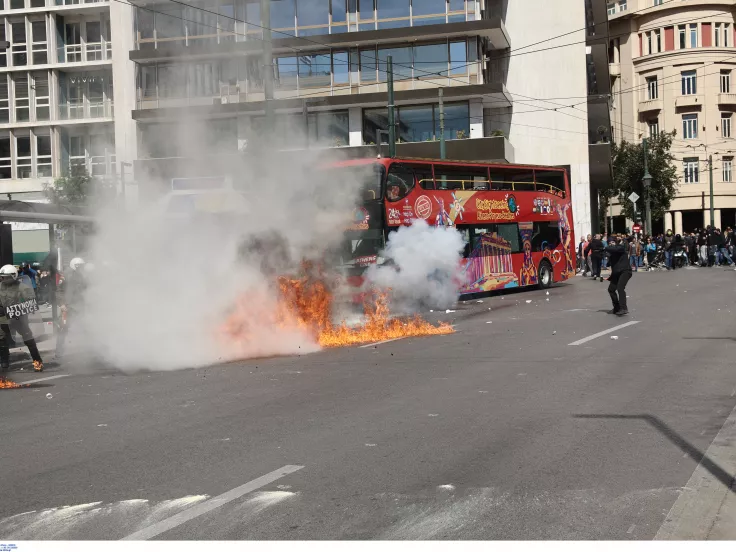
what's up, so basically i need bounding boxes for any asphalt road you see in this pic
[2,266,736,540]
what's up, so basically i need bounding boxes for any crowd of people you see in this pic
[577,226,736,273]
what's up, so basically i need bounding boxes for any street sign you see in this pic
[628,192,640,203]
[633,224,641,233]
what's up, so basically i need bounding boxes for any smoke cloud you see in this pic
[64,120,372,372]
[365,220,465,311]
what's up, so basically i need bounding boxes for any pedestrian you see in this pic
[605,235,633,316]
[601,233,609,270]
[697,227,709,266]
[645,237,656,268]
[663,229,674,269]
[0,264,43,382]
[19,262,38,301]
[628,236,641,272]
[585,234,605,282]
[584,234,593,276]
[716,228,735,266]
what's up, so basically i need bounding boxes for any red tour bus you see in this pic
[333,156,576,294]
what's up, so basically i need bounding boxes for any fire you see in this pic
[221,263,454,352]
[0,378,24,389]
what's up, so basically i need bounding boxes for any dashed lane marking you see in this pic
[567,321,640,346]
[121,465,304,540]
[18,374,70,385]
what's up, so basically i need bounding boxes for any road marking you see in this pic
[359,338,403,348]
[655,404,736,539]
[20,374,70,385]
[568,321,640,346]
[121,465,304,541]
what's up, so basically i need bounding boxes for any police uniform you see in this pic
[0,278,43,374]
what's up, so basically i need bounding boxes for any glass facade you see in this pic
[363,101,469,144]
[135,0,480,48]
[137,37,480,107]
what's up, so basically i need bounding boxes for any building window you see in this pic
[724,157,733,182]
[16,135,31,178]
[69,135,86,169]
[678,25,686,49]
[411,0,445,26]
[0,76,8,124]
[655,29,662,53]
[358,0,375,31]
[376,0,409,30]
[619,0,627,11]
[648,119,659,137]
[31,20,46,65]
[716,23,722,47]
[33,71,48,120]
[683,157,699,183]
[725,24,731,47]
[607,3,615,15]
[646,76,658,99]
[85,21,102,61]
[64,22,81,63]
[653,0,663,5]
[0,24,6,68]
[681,70,697,95]
[0,136,10,179]
[689,23,698,48]
[36,134,51,177]
[14,73,29,122]
[11,20,26,66]
[722,112,732,138]
[722,70,731,93]
[683,113,698,139]
[646,32,652,55]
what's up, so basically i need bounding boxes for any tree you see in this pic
[44,165,117,209]
[606,130,679,224]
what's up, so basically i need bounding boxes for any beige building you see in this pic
[609,0,736,233]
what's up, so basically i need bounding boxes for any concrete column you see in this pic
[469,98,483,138]
[348,107,362,147]
[110,0,138,204]
[715,209,722,229]
[674,211,683,235]
[704,209,710,228]
[664,211,673,232]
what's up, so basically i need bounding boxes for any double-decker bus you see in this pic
[333,157,576,294]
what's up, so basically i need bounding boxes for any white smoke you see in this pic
[62,125,372,372]
[365,219,465,311]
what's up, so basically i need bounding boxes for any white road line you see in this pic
[655,404,736,539]
[19,374,70,385]
[359,338,404,348]
[121,465,304,541]
[567,321,640,346]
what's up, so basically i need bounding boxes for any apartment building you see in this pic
[0,0,137,200]
[127,0,599,238]
[609,0,736,233]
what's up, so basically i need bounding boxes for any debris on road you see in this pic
[525,300,532,304]
[46,393,53,399]
[445,309,456,313]
[610,336,619,340]
[438,485,456,491]
[486,321,492,324]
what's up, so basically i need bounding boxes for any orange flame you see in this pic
[222,263,453,352]
[0,378,23,389]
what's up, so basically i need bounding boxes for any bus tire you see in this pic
[538,261,553,289]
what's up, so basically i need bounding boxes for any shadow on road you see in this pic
[574,413,735,492]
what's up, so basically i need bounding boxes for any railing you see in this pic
[419,178,566,197]
[85,42,103,62]
[58,43,111,63]
[59,100,113,120]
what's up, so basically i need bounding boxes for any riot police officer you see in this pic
[0,264,43,380]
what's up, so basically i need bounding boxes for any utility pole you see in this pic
[439,88,446,159]
[387,55,396,158]
[642,138,652,235]
[261,0,274,131]
[709,153,714,227]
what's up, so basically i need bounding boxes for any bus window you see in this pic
[386,163,415,202]
[434,164,489,191]
[456,226,471,257]
[490,168,534,191]
[496,223,522,253]
[535,170,566,196]
[413,165,434,190]
[531,221,561,252]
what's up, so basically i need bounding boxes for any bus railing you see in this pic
[419,179,566,197]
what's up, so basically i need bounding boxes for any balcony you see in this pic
[639,98,663,113]
[718,93,736,106]
[58,42,112,64]
[675,94,704,108]
[59,100,113,121]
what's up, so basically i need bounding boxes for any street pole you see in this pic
[261,0,274,131]
[439,88,446,159]
[387,55,396,158]
[709,154,715,227]
[642,137,652,235]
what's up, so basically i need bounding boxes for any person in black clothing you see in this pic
[697,228,709,266]
[584,234,605,282]
[605,235,633,316]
